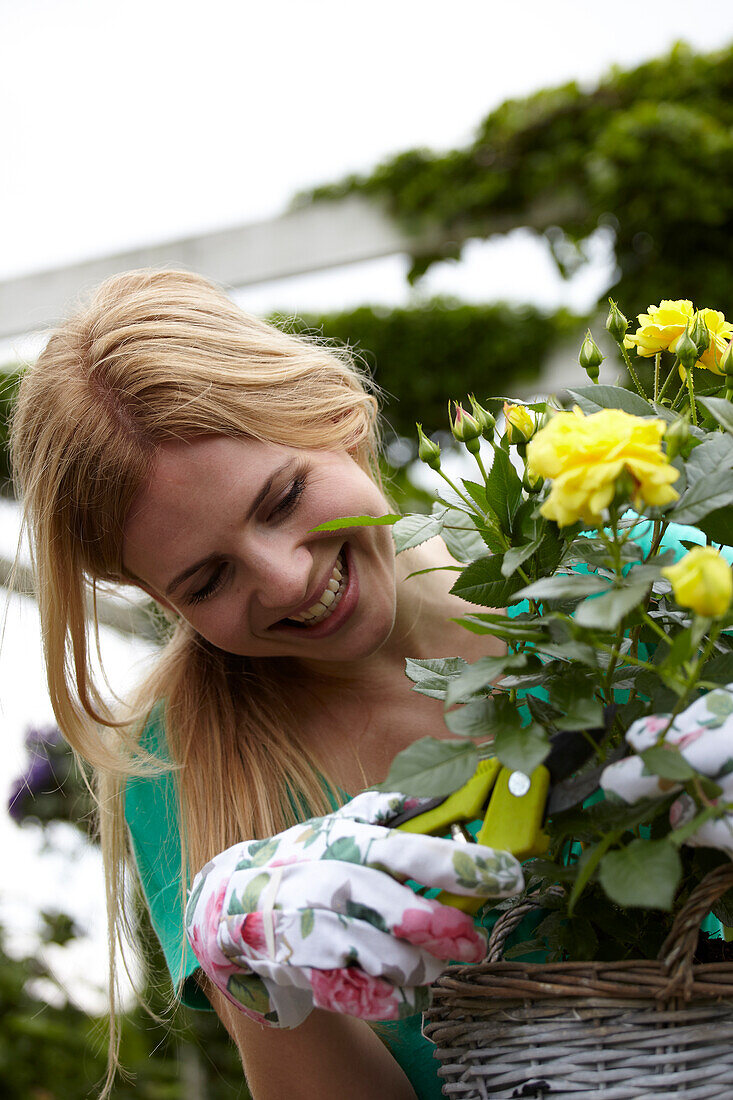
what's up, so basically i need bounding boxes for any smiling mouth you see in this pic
[281,550,348,627]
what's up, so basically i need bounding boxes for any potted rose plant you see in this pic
[320,298,733,1096]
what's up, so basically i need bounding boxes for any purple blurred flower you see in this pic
[7,725,62,824]
[24,724,62,752]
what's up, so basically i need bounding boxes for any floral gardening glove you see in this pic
[601,683,733,855]
[185,789,523,1028]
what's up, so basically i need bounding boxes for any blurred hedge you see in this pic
[290,299,581,441]
[0,368,19,495]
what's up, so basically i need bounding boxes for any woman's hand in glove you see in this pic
[185,789,523,1028]
[601,683,733,855]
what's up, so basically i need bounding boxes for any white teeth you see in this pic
[286,552,348,626]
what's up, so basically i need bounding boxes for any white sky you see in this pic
[1,0,732,1012]
[1,0,732,319]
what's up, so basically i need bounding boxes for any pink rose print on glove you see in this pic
[645,716,671,737]
[238,911,268,955]
[188,879,240,989]
[676,726,707,751]
[394,905,487,963]
[310,967,400,1020]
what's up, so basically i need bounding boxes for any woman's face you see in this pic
[122,435,399,662]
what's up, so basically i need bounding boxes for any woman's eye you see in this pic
[271,474,306,519]
[186,564,228,605]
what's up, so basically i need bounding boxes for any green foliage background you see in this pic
[292,300,580,441]
[300,43,733,310]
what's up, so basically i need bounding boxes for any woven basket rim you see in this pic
[429,958,733,1003]
[430,863,733,1007]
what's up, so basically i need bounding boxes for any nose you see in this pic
[247,537,312,614]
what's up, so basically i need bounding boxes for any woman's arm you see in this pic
[204,980,418,1100]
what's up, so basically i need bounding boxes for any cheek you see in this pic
[176,602,237,651]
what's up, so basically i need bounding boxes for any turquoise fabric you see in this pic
[124,519,732,1097]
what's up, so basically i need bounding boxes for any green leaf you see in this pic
[514,573,609,602]
[549,796,674,846]
[444,696,500,738]
[310,513,400,532]
[457,611,546,642]
[494,721,550,774]
[547,668,604,729]
[376,737,479,798]
[671,470,733,525]
[698,507,733,545]
[322,836,363,864]
[599,838,682,910]
[684,433,733,487]
[227,973,273,1016]
[344,901,389,933]
[404,656,468,700]
[564,536,616,569]
[498,667,547,689]
[533,640,598,666]
[701,650,733,684]
[525,694,560,730]
[300,909,315,939]
[566,385,655,418]
[697,395,733,435]
[186,873,207,920]
[501,534,544,578]
[462,478,490,512]
[659,624,698,671]
[452,849,479,888]
[238,837,280,868]
[531,525,565,578]
[444,653,528,705]
[439,506,490,562]
[238,872,270,914]
[555,697,605,732]
[484,446,523,534]
[393,510,447,553]
[547,668,598,711]
[640,745,697,781]
[573,581,650,630]
[451,555,525,608]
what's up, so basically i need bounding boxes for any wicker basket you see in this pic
[422,862,733,1099]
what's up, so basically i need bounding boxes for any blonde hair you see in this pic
[10,268,382,1089]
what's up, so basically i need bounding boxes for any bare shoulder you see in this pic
[203,979,418,1100]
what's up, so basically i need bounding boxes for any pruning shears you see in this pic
[394,721,616,914]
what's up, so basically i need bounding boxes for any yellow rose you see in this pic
[625,300,733,374]
[624,300,694,357]
[526,406,679,527]
[662,546,733,618]
[503,402,535,444]
[690,308,733,374]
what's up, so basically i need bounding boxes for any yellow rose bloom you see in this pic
[689,308,733,374]
[503,402,535,444]
[662,546,733,618]
[625,300,733,374]
[624,300,694,357]
[526,406,680,527]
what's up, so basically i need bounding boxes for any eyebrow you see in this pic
[164,459,296,598]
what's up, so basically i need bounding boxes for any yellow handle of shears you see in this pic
[397,758,551,914]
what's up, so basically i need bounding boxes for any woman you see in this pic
[10,268,522,1099]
